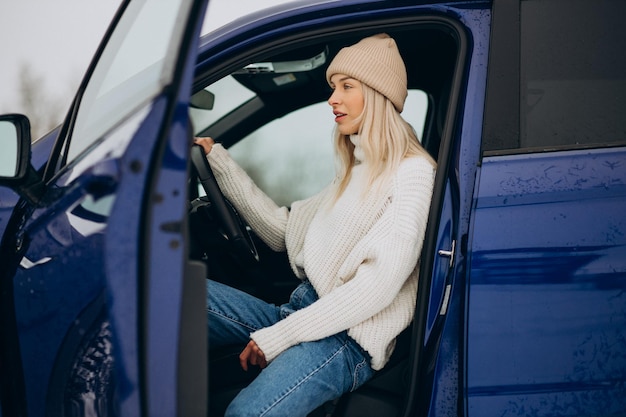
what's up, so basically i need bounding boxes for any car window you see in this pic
[228,90,428,206]
[190,76,257,131]
[67,0,193,162]
[520,0,626,148]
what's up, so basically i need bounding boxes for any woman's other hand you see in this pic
[239,339,268,371]
[194,136,215,155]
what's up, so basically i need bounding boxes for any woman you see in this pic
[195,33,436,417]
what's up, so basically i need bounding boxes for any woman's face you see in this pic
[328,74,365,135]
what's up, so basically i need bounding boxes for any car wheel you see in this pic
[62,317,117,417]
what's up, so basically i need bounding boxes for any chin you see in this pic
[339,127,358,135]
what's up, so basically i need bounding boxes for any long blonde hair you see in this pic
[333,83,436,198]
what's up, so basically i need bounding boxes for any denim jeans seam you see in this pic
[208,306,258,333]
[260,340,350,416]
[350,356,369,392]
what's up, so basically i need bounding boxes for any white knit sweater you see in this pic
[207,137,435,370]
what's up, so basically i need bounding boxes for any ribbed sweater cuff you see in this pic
[250,326,293,364]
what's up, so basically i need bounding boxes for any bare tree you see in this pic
[18,63,66,140]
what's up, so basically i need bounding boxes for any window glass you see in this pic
[521,0,626,148]
[190,76,257,135]
[229,90,428,206]
[68,0,191,162]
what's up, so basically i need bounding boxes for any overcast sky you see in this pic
[0,1,120,115]
[0,0,294,126]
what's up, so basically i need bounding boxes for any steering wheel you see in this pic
[190,144,259,264]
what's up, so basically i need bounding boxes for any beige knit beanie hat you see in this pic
[326,33,407,112]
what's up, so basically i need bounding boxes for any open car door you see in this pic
[97,1,210,415]
[0,0,209,416]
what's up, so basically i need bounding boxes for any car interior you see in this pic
[186,22,460,417]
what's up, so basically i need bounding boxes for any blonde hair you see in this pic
[333,83,436,199]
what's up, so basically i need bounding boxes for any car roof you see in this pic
[200,0,489,50]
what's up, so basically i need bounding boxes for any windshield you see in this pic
[67,0,193,162]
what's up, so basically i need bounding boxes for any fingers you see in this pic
[239,343,251,371]
[239,340,267,371]
[193,136,215,155]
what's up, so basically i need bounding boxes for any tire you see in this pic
[62,317,117,417]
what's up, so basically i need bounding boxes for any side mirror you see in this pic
[0,114,45,205]
[0,114,31,181]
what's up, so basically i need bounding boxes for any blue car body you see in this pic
[0,0,625,416]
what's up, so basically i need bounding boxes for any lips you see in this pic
[334,111,347,122]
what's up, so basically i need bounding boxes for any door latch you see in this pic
[437,239,455,269]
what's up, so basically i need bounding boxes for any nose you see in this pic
[328,89,340,106]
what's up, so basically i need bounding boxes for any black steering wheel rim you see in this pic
[190,144,259,264]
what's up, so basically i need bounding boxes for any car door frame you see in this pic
[191,3,488,416]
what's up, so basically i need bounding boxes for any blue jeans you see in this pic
[207,279,375,417]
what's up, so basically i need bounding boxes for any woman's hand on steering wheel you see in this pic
[190,138,259,265]
[194,136,215,154]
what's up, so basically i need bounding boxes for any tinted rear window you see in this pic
[520,0,626,148]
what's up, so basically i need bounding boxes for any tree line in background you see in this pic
[12,63,69,140]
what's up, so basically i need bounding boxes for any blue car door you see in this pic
[0,0,208,416]
[466,0,626,415]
